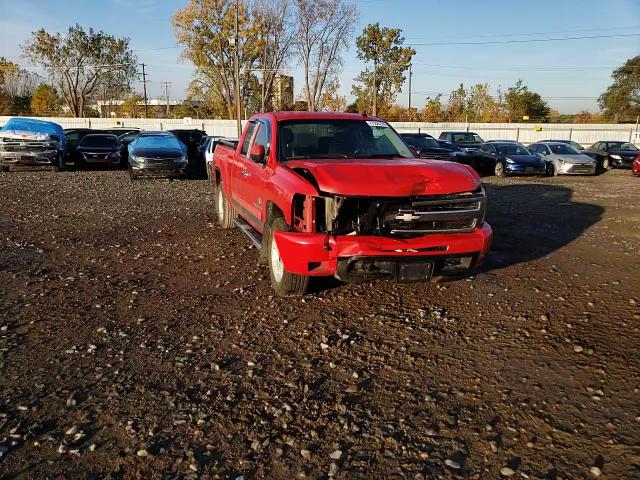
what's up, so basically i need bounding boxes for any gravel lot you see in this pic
[1,168,639,479]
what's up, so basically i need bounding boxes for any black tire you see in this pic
[128,166,137,181]
[53,153,65,172]
[268,217,309,296]
[216,182,236,229]
[1,166,9,173]
[546,162,556,177]
[494,161,506,177]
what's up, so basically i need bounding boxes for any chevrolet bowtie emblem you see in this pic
[395,212,422,222]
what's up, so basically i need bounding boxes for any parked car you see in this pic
[586,141,639,170]
[201,135,233,180]
[168,129,207,177]
[213,112,492,296]
[438,131,484,152]
[468,141,547,177]
[73,134,121,168]
[0,117,66,171]
[128,132,188,180]
[64,128,108,163]
[541,139,585,151]
[528,142,596,176]
[103,127,140,137]
[117,130,142,166]
[633,157,640,176]
[400,133,454,160]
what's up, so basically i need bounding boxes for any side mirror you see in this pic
[250,144,266,164]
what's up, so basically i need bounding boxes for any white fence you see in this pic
[1,116,638,147]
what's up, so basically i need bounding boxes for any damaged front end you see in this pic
[278,183,492,283]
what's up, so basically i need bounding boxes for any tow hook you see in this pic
[323,233,332,251]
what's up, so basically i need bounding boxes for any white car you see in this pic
[529,142,597,175]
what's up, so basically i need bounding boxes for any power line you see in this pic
[407,32,640,47]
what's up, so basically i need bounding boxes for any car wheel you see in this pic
[1,166,9,173]
[546,162,556,177]
[216,182,236,229]
[601,157,610,170]
[128,166,137,181]
[54,153,65,172]
[494,161,506,177]
[268,217,309,296]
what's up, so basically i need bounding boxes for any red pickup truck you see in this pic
[212,112,492,296]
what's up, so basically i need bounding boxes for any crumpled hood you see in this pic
[0,130,52,142]
[284,157,480,196]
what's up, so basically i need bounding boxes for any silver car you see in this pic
[529,142,596,175]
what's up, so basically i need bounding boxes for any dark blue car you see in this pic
[465,142,547,177]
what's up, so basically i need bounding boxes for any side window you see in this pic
[240,122,257,156]
[529,145,538,153]
[252,121,270,159]
[480,144,490,153]
[66,132,80,142]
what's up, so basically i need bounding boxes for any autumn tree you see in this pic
[30,84,62,116]
[599,55,640,122]
[116,93,144,118]
[23,24,137,117]
[446,84,467,121]
[420,95,445,122]
[352,23,414,117]
[174,0,262,119]
[504,80,549,121]
[294,0,357,111]
[321,80,346,112]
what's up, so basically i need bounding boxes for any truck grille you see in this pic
[383,191,486,235]
[1,141,55,153]
[420,152,452,161]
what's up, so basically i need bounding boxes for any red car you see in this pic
[633,156,640,176]
[213,112,492,296]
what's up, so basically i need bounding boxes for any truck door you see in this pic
[235,119,272,231]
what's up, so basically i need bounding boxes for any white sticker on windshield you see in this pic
[366,120,388,128]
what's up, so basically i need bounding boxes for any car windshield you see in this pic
[549,144,580,155]
[496,144,530,155]
[451,133,483,143]
[568,141,584,150]
[80,135,117,147]
[135,136,183,149]
[278,119,413,161]
[403,135,440,148]
[609,142,638,151]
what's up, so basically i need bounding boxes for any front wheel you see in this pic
[128,166,137,180]
[54,154,65,172]
[268,217,309,296]
[494,161,506,177]
[546,162,556,177]
[601,157,610,171]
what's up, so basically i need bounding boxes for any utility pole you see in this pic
[160,81,172,117]
[408,64,413,121]
[140,63,149,118]
[372,60,377,117]
[234,0,242,137]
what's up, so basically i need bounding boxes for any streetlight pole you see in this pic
[234,0,242,137]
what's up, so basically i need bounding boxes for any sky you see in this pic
[0,0,638,113]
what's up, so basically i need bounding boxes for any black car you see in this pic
[128,133,188,180]
[64,128,107,162]
[168,129,207,176]
[400,133,454,160]
[586,141,639,169]
[73,134,121,168]
[466,141,547,177]
[438,131,484,152]
[117,130,141,166]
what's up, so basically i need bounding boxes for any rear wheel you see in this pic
[216,182,236,229]
[494,161,506,177]
[268,217,309,296]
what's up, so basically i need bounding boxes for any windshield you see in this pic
[609,142,638,151]
[134,136,183,150]
[548,144,580,155]
[278,119,413,161]
[80,135,117,147]
[403,135,440,148]
[452,132,483,143]
[496,143,530,155]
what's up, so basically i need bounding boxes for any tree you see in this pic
[321,80,346,112]
[599,55,640,122]
[420,95,445,122]
[116,94,144,118]
[253,0,295,111]
[466,83,500,122]
[30,84,62,116]
[504,79,549,121]
[174,0,261,120]
[351,23,414,117]
[294,0,357,111]
[23,24,137,117]
[446,83,467,121]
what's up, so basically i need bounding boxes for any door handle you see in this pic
[241,170,250,177]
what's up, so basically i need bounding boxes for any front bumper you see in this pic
[505,163,546,175]
[557,162,596,175]
[611,157,635,168]
[75,153,121,166]
[130,160,187,177]
[274,223,493,281]
[0,149,58,166]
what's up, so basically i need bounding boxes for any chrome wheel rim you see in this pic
[495,163,503,176]
[270,235,284,283]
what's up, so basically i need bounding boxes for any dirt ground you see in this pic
[1,168,639,480]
